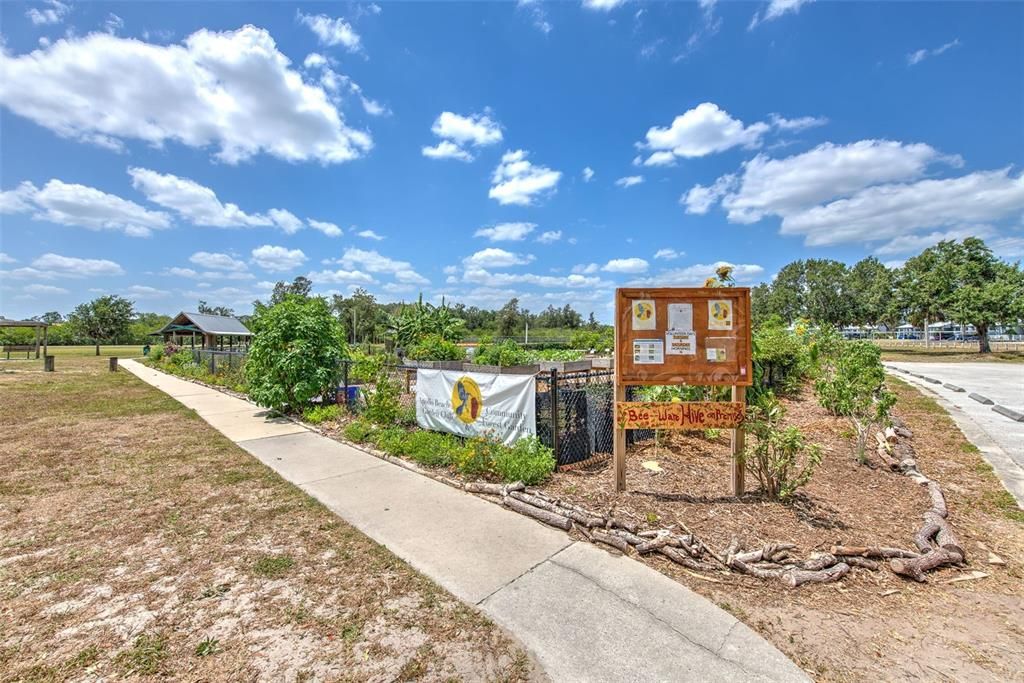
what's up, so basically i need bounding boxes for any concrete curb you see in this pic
[923,376,943,384]
[943,383,965,392]
[993,405,1024,422]
[969,392,995,405]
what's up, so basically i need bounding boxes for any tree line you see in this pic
[752,237,1023,352]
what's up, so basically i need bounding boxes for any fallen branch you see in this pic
[831,545,919,560]
[502,496,571,530]
[927,481,948,518]
[782,562,850,588]
[591,529,631,554]
[890,548,963,582]
[466,481,524,495]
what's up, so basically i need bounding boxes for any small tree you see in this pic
[246,295,347,412]
[743,394,822,501]
[67,295,135,355]
[814,341,895,463]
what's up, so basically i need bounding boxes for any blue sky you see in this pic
[1,0,1022,321]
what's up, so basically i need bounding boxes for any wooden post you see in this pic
[109,357,119,372]
[730,385,746,496]
[42,325,48,359]
[614,381,627,492]
[44,355,55,372]
[34,325,40,359]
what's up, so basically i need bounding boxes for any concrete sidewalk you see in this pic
[886,362,1024,508]
[121,360,808,682]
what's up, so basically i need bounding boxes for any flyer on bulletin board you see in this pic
[708,300,733,330]
[665,330,697,355]
[667,303,693,331]
[631,300,656,330]
[633,338,664,364]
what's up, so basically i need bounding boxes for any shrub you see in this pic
[453,437,499,478]
[493,436,556,485]
[814,341,896,464]
[373,427,409,456]
[363,368,403,425]
[568,328,614,353]
[397,404,418,426]
[404,431,463,468]
[246,296,347,412]
[743,394,822,501]
[407,334,465,362]
[343,419,375,443]
[473,339,530,366]
[303,403,342,424]
[752,319,809,395]
[149,346,164,362]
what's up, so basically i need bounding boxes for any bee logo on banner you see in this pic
[416,369,536,445]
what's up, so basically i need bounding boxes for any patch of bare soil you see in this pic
[536,380,1024,681]
[0,358,540,682]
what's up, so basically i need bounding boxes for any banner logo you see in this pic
[451,376,483,424]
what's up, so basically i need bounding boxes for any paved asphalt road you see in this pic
[886,362,1024,507]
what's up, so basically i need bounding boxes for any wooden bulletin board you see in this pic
[613,287,753,494]
[615,287,753,387]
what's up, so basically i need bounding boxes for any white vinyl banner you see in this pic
[416,369,536,446]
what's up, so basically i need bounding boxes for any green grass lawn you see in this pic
[1,345,146,361]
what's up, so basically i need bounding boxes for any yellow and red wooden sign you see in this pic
[616,401,744,430]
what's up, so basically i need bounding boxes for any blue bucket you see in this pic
[344,385,360,404]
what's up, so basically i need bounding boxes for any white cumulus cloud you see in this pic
[251,245,308,272]
[422,111,503,162]
[463,248,535,268]
[308,219,342,237]
[602,257,649,274]
[297,11,363,53]
[615,175,644,188]
[0,178,171,237]
[489,150,562,206]
[0,27,372,164]
[474,222,536,242]
[190,251,248,272]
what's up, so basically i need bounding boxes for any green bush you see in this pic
[453,437,499,478]
[814,340,896,464]
[303,403,342,424]
[149,346,164,362]
[343,419,375,443]
[568,328,614,353]
[397,404,418,426]
[743,394,822,501]
[523,348,585,362]
[373,427,409,456]
[752,319,809,394]
[493,436,556,485]
[407,334,465,361]
[473,339,530,366]
[363,369,403,425]
[246,295,347,412]
[404,431,463,468]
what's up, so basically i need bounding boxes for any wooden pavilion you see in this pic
[155,312,252,351]
[0,317,49,358]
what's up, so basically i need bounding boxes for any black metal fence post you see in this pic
[550,368,560,462]
[341,359,350,406]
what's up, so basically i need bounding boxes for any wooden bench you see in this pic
[3,344,35,359]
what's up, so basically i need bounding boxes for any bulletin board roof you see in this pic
[614,287,753,386]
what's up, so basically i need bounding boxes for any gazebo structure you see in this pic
[155,312,252,351]
[0,317,49,358]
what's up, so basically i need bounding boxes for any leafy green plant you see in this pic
[343,419,375,443]
[302,403,342,424]
[397,404,418,426]
[372,427,409,456]
[246,295,347,412]
[404,431,463,467]
[406,333,465,361]
[195,637,219,657]
[386,294,466,348]
[568,328,614,353]
[453,437,498,478]
[743,394,822,501]
[363,368,403,425]
[149,346,164,362]
[752,318,810,395]
[473,339,531,366]
[814,340,896,463]
[493,436,556,485]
